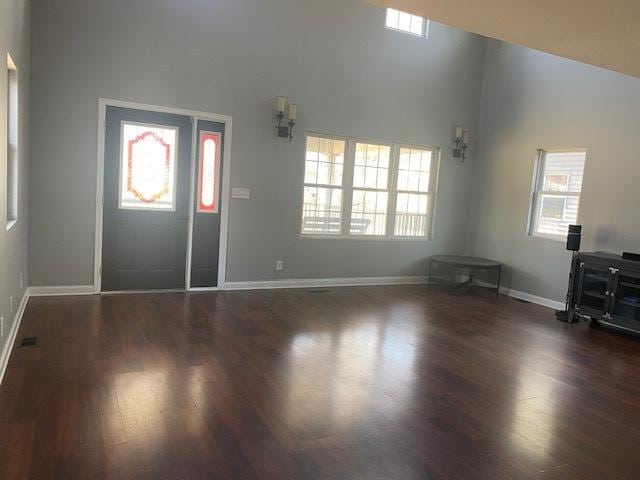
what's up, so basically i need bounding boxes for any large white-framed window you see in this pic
[300,133,439,239]
[528,149,586,239]
[6,54,18,230]
[385,8,429,38]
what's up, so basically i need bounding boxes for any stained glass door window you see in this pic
[197,132,221,213]
[119,122,178,211]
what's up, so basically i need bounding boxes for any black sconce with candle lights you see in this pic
[453,125,470,162]
[275,96,297,142]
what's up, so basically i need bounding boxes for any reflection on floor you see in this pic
[1,285,640,479]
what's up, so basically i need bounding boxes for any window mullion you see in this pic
[386,144,400,236]
[426,149,440,239]
[341,138,355,236]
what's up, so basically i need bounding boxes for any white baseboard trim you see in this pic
[461,280,564,311]
[503,287,564,311]
[223,276,428,291]
[0,290,29,385]
[28,285,96,297]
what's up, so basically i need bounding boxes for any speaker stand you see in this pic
[556,251,578,323]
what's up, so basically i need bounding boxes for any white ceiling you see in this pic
[367,0,640,79]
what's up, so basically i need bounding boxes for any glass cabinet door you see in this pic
[575,264,611,316]
[610,270,640,331]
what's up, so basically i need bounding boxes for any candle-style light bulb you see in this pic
[455,125,463,140]
[462,130,470,145]
[288,104,297,121]
[276,96,286,113]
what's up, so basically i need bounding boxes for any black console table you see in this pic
[428,255,502,296]
[569,252,640,334]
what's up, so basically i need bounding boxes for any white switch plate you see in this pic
[9,296,13,314]
[231,187,251,199]
[0,317,4,338]
[276,260,284,271]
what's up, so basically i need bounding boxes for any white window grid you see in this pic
[528,149,586,239]
[301,134,346,235]
[385,8,429,38]
[301,133,439,240]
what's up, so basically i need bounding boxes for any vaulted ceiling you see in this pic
[366,0,640,79]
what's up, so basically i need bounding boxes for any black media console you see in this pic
[569,252,640,334]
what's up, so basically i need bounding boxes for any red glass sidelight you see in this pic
[198,132,221,213]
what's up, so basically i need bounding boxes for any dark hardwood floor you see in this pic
[1,285,640,479]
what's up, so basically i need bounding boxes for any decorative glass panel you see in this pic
[198,132,221,213]
[119,122,178,211]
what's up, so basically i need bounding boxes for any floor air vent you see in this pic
[21,337,38,347]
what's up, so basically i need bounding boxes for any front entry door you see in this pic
[102,106,192,291]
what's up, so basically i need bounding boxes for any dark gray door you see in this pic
[102,106,192,291]
[190,120,225,288]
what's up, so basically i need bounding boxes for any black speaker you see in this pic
[566,224,582,252]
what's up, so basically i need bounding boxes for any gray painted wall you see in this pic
[0,0,29,346]
[29,0,486,286]
[467,40,640,302]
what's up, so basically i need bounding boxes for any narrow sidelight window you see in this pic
[197,132,221,213]
[6,54,18,229]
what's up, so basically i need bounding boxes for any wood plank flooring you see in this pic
[1,285,640,479]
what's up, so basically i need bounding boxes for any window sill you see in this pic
[301,234,431,242]
[6,219,17,231]
[529,232,566,243]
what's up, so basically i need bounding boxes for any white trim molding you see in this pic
[28,286,96,297]
[474,280,563,311]
[224,276,428,291]
[501,287,564,310]
[0,290,29,385]
[94,98,233,294]
[225,277,563,310]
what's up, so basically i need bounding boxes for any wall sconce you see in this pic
[453,125,470,162]
[276,96,297,142]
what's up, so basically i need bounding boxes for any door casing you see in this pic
[94,98,233,293]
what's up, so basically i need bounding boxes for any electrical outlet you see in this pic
[276,260,284,271]
[9,296,13,314]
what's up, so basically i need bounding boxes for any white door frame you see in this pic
[94,98,233,293]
